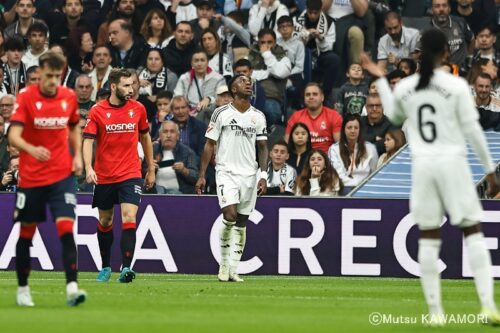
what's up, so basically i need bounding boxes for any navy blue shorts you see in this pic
[92,178,143,210]
[14,175,77,223]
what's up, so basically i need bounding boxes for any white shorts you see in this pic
[410,156,482,230]
[215,171,258,216]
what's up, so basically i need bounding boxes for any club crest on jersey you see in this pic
[320,121,326,130]
[251,116,256,124]
[35,102,42,110]
[61,100,68,111]
[129,110,135,118]
[106,112,111,118]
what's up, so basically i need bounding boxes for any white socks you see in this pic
[66,281,78,295]
[465,232,496,310]
[229,226,246,274]
[219,219,234,267]
[418,238,444,315]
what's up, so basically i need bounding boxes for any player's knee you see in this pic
[121,210,137,223]
[235,214,248,228]
[99,215,113,227]
[56,219,74,237]
[19,223,37,240]
[223,212,237,223]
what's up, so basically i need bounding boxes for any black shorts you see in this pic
[14,175,77,223]
[92,178,143,210]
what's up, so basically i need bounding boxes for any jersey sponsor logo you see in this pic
[105,122,136,133]
[33,117,69,129]
[228,119,257,137]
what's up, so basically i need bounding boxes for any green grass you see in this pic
[0,271,497,333]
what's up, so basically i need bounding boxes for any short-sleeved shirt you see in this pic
[286,106,343,153]
[377,26,420,71]
[432,16,473,66]
[83,99,149,184]
[10,85,79,188]
[206,103,267,176]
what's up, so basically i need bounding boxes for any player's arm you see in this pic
[8,125,51,161]
[140,131,156,190]
[68,124,83,176]
[257,139,268,196]
[195,138,216,194]
[82,138,97,184]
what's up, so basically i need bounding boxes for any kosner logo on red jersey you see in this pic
[105,123,136,133]
[34,117,68,129]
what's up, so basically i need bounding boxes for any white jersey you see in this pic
[267,162,297,192]
[206,103,267,176]
[326,0,354,19]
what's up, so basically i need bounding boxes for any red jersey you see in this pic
[286,106,343,152]
[83,99,149,184]
[10,85,79,187]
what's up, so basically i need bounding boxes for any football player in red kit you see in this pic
[83,68,155,283]
[8,51,86,307]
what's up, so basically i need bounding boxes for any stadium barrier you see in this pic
[1,193,500,278]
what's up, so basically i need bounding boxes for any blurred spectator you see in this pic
[75,74,95,115]
[49,44,79,89]
[170,95,208,157]
[377,128,406,167]
[286,82,342,152]
[397,58,417,76]
[0,67,8,97]
[377,11,419,72]
[386,68,406,90]
[0,30,6,63]
[66,28,95,74]
[233,58,266,111]
[4,0,42,45]
[474,73,500,130]
[135,0,166,28]
[0,94,15,133]
[223,0,253,14]
[168,0,198,25]
[328,113,378,194]
[0,155,18,192]
[21,22,48,69]
[138,48,178,102]
[156,90,173,124]
[287,122,312,175]
[25,65,39,86]
[97,0,138,47]
[128,69,158,127]
[48,0,93,47]
[108,19,148,69]
[335,63,368,115]
[451,0,496,35]
[295,148,342,196]
[163,21,197,78]
[88,46,113,101]
[152,120,199,194]
[174,49,225,115]
[295,0,340,103]
[0,115,7,173]
[266,139,296,195]
[201,27,233,82]
[96,87,111,102]
[361,92,393,156]
[3,37,26,95]
[218,11,252,61]
[197,84,233,125]
[248,0,289,38]
[462,25,500,77]
[189,0,221,43]
[248,28,291,127]
[140,9,173,49]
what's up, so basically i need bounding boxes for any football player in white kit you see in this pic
[361,28,500,326]
[196,74,268,282]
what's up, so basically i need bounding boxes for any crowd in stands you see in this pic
[0,0,499,197]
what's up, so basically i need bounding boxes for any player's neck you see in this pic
[39,86,57,97]
[232,98,250,113]
[108,96,126,107]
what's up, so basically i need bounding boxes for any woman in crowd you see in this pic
[328,114,378,194]
[200,28,233,82]
[287,122,312,175]
[377,128,406,167]
[140,9,173,49]
[294,149,342,196]
[66,28,95,74]
[138,48,178,102]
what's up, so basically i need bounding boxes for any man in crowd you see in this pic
[361,93,393,156]
[108,19,148,69]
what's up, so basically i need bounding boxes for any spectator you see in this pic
[266,139,296,195]
[233,58,266,111]
[168,0,198,25]
[135,0,166,28]
[152,120,199,194]
[21,22,48,69]
[286,82,342,152]
[163,21,197,78]
[248,28,292,127]
[49,44,79,89]
[295,0,340,103]
[189,0,220,43]
[0,155,18,192]
[248,0,289,38]
[328,113,378,194]
[451,0,496,35]
[397,58,417,76]
[108,19,148,69]
[140,8,173,49]
[156,90,173,124]
[48,0,92,47]
[0,115,7,173]
[174,49,225,115]
[200,27,233,82]
[4,0,42,45]
[386,68,406,90]
[0,30,6,63]
[170,95,208,157]
[361,92,394,156]
[287,122,313,175]
[377,11,419,72]
[0,94,15,133]
[223,0,253,14]
[97,0,138,47]
[294,148,342,196]
[3,37,26,95]
[462,25,500,77]
[335,63,369,116]
[66,28,95,74]
[75,74,95,116]
[218,10,252,61]
[25,65,39,86]
[138,48,178,102]
[88,46,113,101]
[474,73,500,130]
[377,128,406,167]
[128,69,158,127]
[196,84,233,125]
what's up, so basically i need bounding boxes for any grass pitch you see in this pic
[0,271,496,333]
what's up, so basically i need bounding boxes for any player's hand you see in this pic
[195,177,206,195]
[144,169,155,190]
[257,178,267,196]
[86,167,98,184]
[29,145,51,161]
[486,173,500,198]
[360,52,385,78]
[72,156,83,177]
